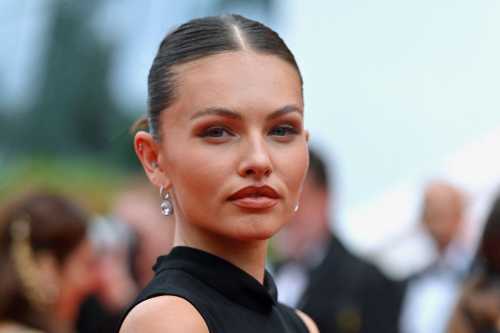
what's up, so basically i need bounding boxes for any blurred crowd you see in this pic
[1,148,500,333]
[0,182,174,333]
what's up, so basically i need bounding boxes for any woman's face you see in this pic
[139,51,308,242]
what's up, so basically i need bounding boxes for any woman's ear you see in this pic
[305,129,310,142]
[134,131,171,190]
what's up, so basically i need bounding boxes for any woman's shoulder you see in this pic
[0,322,45,333]
[295,310,319,333]
[119,295,209,333]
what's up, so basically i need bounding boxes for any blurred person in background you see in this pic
[399,181,474,333]
[77,180,175,333]
[273,148,404,333]
[109,180,175,290]
[0,191,98,333]
[446,194,500,333]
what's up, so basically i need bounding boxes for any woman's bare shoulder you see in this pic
[0,322,45,333]
[296,310,319,333]
[119,295,209,333]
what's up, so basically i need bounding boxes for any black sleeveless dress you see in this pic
[116,246,309,333]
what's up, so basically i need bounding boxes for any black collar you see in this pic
[153,246,278,313]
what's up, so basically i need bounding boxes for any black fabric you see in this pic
[77,295,122,333]
[116,246,309,333]
[298,235,406,333]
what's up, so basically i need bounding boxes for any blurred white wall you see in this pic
[282,0,500,277]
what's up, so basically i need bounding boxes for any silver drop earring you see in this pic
[160,186,173,216]
[152,161,158,169]
[294,187,302,212]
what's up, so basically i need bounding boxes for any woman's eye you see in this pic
[270,125,299,137]
[200,127,230,138]
[208,128,224,137]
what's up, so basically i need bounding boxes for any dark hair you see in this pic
[478,195,500,276]
[0,191,88,332]
[307,148,331,189]
[135,14,302,140]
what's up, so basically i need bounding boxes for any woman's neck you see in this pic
[174,224,268,284]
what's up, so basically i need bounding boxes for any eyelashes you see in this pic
[198,124,300,140]
[269,125,299,137]
[199,126,231,138]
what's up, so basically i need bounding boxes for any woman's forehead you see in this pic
[170,51,303,115]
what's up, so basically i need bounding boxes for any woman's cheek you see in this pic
[291,147,309,198]
[283,148,308,184]
[172,156,227,200]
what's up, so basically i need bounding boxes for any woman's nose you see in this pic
[238,135,273,179]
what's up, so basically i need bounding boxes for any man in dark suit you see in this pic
[273,149,405,333]
[399,181,473,333]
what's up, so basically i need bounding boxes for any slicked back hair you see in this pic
[137,14,302,140]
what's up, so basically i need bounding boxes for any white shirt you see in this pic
[399,240,473,333]
[274,241,329,308]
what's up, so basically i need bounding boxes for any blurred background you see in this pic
[1,0,500,279]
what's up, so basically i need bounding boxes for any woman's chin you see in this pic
[229,221,286,242]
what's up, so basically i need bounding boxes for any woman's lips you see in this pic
[228,185,279,209]
[230,196,278,209]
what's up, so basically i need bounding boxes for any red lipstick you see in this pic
[228,185,279,210]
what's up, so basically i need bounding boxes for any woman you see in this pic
[0,191,98,333]
[446,195,500,333]
[118,14,317,332]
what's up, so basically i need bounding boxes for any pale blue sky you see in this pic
[288,0,500,207]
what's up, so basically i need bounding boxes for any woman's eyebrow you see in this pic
[190,104,303,121]
[266,104,303,121]
[190,107,243,120]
